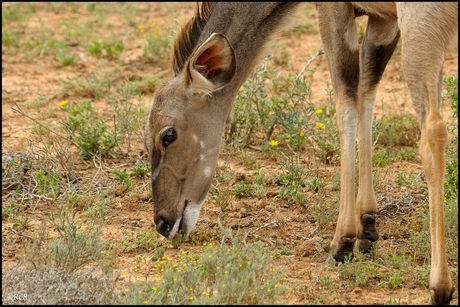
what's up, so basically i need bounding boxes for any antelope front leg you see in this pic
[356,15,400,253]
[317,3,360,262]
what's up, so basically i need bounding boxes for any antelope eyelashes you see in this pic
[161,128,177,148]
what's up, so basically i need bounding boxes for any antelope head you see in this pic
[144,33,236,238]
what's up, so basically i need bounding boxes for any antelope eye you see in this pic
[162,128,177,147]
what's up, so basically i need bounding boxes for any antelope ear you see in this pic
[184,33,236,96]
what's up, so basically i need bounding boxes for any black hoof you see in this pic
[329,236,356,263]
[357,213,379,253]
[429,286,454,305]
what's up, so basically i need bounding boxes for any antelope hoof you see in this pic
[357,213,379,253]
[429,286,454,305]
[328,236,356,264]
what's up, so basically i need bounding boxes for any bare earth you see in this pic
[2,3,458,305]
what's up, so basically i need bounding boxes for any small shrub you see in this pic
[20,204,111,274]
[274,154,308,203]
[374,113,421,147]
[88,39,124,59]
[233,181,253,199]
[53,49,79,66]
[130,160,151,177]
[120,220,289,304]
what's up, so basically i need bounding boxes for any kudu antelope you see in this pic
[144,3,457,304]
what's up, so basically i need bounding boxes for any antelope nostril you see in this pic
[156,218,170,238]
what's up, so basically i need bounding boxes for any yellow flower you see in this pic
[154,34,158,38]
[269,140,279,146]
[315,109,322,114]
[299,132,304,137]
[316,123,325,130]
[138,25,144,29]
[58,99,68,106]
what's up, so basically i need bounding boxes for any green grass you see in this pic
[87,39,125,59]
[119,221,290,304]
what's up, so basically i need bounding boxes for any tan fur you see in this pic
[146,3,457,304]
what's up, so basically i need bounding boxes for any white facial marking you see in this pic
[167,217,182,239]
[200,140,205,149]
[193,135,198,142]
[183,198,207,236]
[204,166,211,177]
[200,154,204,161]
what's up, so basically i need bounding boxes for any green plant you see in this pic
[373,113,421,147]
[407,197,458,262]
[372,149,391,167]
[273,247,294,259]
[73,118,119,159]
[240,150,257,170]
[388,296,402,305]
[53,49,79,66]
[305,176,322,193]
[20,204,111,274]
[131,74,162,94]
[228,55,317,151]
[378,273,403,289]
[2,201,18,220]
[414,265,430,288]
[309,196,339,229]
[112,168,132,187]
[233,181,253,199]
[253,165,268,185]
[154,247,165,260]
[396,147,416,161]
[130,160,151,177]
[443,75,458,198]
[83,199,112,220]
[120,220,289,304]
[35,169,62,199]
[142,23,170,62]
[118,227,164,253]
[394,169,421,187]
[12,215,34,230]
[211,188,233,210]
[60,99,95,132]
[385,248,409,270]
[252,183,266,198]
[2,30,21,48]
[274,153,308,203]
[88,39,125,59]
[61,72,114,99]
